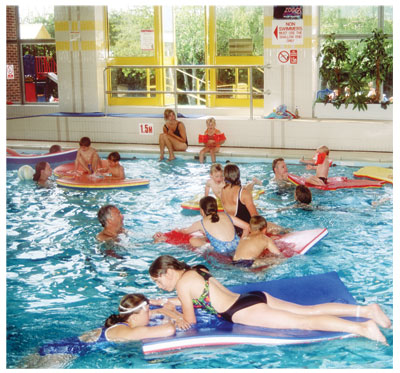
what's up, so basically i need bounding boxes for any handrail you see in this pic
[103,64,267,119]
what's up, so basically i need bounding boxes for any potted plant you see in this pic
[358,29,393,104]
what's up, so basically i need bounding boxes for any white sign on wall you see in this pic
[139,123,154,135]
[7,65,14,79]
[140,30,154,50]
[272,20,303,45]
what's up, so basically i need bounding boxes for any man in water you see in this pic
[96,205,125,242]
[272,158,290,183]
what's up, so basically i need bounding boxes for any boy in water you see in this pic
[232,215,284,268]
[205,163,262,200]
[97,152,125,179]
[74,137,101,174]
[305,145,330,186]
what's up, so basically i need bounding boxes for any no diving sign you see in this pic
[277,49,298,65]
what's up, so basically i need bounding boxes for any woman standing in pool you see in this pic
[159,109,188,161]
[221,163,284,236]
[175,196,248,253]
[149,255,391,344]
[33,161,53,187]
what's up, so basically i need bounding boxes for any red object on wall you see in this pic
[25,82,36,102]
[35,57,57,80]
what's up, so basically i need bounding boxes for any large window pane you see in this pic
[320,6,379,35]
[383,7,393,34]
[108,6,155,57]
[216,6,263,56]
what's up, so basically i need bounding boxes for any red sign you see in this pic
[278,50,290,64]
[290,50,298,64]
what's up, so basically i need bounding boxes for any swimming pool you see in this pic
[6,157,393,368]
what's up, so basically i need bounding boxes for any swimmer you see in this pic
[221,163,285,236]
[97,152,125,179]
[149,255,391,344]
[19,293,177,369]
[305,146,330,186]
[233,216,284,268]
[272,158,290,183]
[74,136,101,174]
[205,163,262,200]
[49,144,62,153]
[174,196,248,254]
[32,161,52,187]
[96,205,126,242]
[274,185,313,212]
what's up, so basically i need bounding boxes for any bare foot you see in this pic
[167,157,176,161]
[361,320,387,345]
[159,156,164,161]
[368,304,391,328]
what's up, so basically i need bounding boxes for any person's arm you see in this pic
[204,180,211,196]
[114,322,176,341]
[230,215,250,236]
[241,188,258,216]
[178,220,204,235]
[306,164,317,170]
[264,236,282,256]
[108,166,125,179]
[167,122,187,143]
[176,276,197,328]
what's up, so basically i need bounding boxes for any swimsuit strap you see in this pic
[192,268,219,316]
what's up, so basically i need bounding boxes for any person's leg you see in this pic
[265,294,391,328]
[159,133,167,161]
[305,175,325,185]
[167,138,188,161]
[210,148,219,163]
[91,152,101,172]
[199,148,207,163]
[231,303,387,343]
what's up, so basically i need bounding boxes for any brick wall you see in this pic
[7,6,22,103]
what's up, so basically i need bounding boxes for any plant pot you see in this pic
[314,102,393,120]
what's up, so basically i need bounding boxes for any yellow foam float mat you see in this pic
[181,189,265,211]
[353,166,393,184]
[56,175,149,190]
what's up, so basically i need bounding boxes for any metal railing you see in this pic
[103,64,267,119]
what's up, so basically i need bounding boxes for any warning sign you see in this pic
[272,19,303,45]
[277,50,298,65]
[7,65,14,79]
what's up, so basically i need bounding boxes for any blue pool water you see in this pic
[6,157,393,368]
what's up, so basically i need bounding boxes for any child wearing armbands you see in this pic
[198,117,226,163]
[305,145,330,186]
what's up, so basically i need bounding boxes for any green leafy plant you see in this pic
[317,33,350,97]
[358,29,393,103]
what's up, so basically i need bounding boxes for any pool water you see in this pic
[6,158,393,369]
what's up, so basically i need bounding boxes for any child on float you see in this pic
[74,136,101,174]
[205,163,262,201]
[304,145,330,186]
[20,293,178,368]
[173,196,249,253]
[198,117,226,163]
[97,152,125,179]
[149,254,391,344]
[232,215,284,268]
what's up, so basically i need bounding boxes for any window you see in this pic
[19,5,57,103]
[318,6,393,99]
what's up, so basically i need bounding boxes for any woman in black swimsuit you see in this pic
[149,255,390,344]
[159,109,188,161]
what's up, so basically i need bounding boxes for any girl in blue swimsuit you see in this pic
[175,196,248,254]
[149,255,391,344]
[22,294,177,368]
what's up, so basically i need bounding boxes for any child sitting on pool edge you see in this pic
[305,145,330,186]
[74,136,101,174]
[198,117,226,163]
[97,152,125,179]
[232,215,284,268]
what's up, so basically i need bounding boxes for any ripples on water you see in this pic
[6,159,393,368]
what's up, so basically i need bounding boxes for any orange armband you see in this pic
[199,134,209,144]
[215,133,226,143]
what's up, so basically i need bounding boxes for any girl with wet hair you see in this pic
[173,196,247,253]
[149,255,391,344]
[33,161,52,186]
